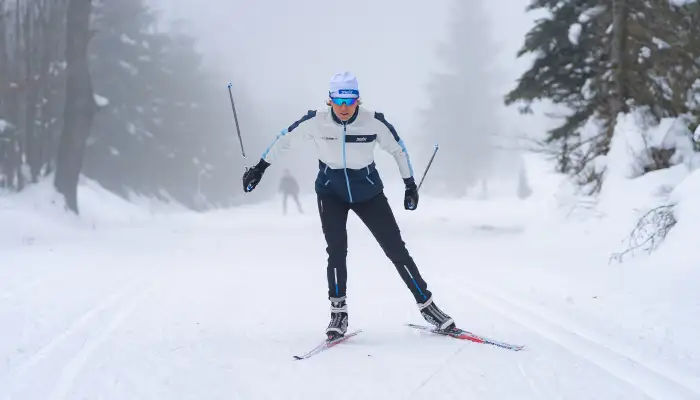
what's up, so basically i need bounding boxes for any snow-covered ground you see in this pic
[1,151,699,399]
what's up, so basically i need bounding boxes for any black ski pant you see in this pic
[317,191,432,304]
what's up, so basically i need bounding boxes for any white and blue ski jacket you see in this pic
[261,106,415,203]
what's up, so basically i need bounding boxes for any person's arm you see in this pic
[374,112,415,186]
[242,110,316,193]
[260,110,317,165]
[374,111,420,210]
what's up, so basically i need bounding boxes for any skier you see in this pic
[279,168,303,214]
[242,71,456,339]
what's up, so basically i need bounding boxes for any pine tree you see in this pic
[505,1,610,180]
[83,0,244,208]
[516,156,533,199]
[506,0,700,193]
[0,0,68,191]
[84,0,172,198]
[419,0,502,197]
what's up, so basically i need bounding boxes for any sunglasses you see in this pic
[330,97,358,106]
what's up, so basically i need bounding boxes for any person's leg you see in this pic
[352,192,455,330]
[282,193,288,215]
[351,192,430,302]
[317,193,351,337]
[293,193,303,213]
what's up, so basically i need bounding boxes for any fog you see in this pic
[154,0,451,125]
[146,0,553,200]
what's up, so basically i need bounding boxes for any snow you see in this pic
[118,60,138,76]
[579,5,607,23]
[652,37,670,49]
[1,133,699,398]
[694,125,700,143]
[670,168,700,224]
[0,119,10,132]
[600,110,700,186]
[94,94,109,107]
[119,33,137,46]
[568,23,581,45]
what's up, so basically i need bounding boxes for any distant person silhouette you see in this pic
[279,169,303,215]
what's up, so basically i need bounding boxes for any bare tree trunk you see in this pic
[8,0,23,190]
[54,0,95,214]
[0,0,6,102]
[29,0,54,181]
[0,0,7,189]
[42,0,68,178]
[610,0,629,121]
[23,5,42,183]
[36,0,52,178]
[580,0,630,195]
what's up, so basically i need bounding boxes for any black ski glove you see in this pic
[242,159,270,192]
[403,177,419,210]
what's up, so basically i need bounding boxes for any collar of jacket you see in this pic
[331,106,359,125]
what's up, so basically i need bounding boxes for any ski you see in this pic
[407,323,524,351]
[293,330,362,360]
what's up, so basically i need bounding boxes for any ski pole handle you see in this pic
[417,144,439,192]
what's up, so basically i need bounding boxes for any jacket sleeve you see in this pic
[374,112,415,184]
[261,110,317,164]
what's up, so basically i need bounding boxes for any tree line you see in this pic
[0,0,255,213]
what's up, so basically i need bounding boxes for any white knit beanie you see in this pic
[329,71,359,98]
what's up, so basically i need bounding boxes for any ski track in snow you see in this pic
[48,279,152,400]
[1,275,148,398]
[1,277,46,300]
[517,361,547,399]
[450,280,700,400]
[0,266,65,300]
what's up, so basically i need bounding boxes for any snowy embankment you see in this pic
[1,120,699,399]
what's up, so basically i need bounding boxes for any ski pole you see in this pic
[417,144,439,192]
[227,82,248,169]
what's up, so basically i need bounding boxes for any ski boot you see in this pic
[419,296,456,332]
[326,297,348,340]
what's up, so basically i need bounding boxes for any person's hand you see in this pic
[242,159,270,192]
[404,180,419,210]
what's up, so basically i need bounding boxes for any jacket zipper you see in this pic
[342,122,353,202]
